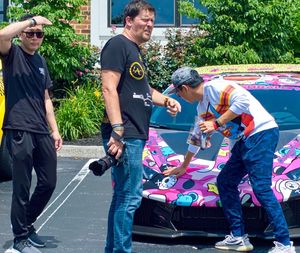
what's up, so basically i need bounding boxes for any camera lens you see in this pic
[89,154,118,177]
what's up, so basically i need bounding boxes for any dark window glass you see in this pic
[0,0,8,22]
[110,0,203,27]
[148,0,174,26]
[111,0,125,25]
[151,82,300,131]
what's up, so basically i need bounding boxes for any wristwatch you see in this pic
[29,18,37,27]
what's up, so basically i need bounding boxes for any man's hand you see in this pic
[32,16,52,26]
[163,165,186,178]
[51,130,63,151]
[199,121,216,134]
[165,97,181,117]
[107,137,124,160]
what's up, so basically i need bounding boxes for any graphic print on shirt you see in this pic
[133,93,152,107]
[210,84,246,139]
[129,60,144,80]
[39,67,45,76]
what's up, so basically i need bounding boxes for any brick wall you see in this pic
[71,1,91,40]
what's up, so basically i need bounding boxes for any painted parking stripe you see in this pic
[36,159,96,233]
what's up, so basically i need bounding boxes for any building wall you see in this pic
[71,1,91,41]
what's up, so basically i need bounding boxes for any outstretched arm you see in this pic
[150,87,181,116]
[163,151,195,178]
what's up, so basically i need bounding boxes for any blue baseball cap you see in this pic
[169,67,203,93]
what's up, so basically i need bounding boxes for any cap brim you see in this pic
[166,84,176,94]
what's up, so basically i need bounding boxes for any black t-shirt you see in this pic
[101,34,153,140]
[1,44,52,134]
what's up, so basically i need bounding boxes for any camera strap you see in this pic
[111,130,125,145]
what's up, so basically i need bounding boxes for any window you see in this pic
[109,0,206,27]
[0,0,8,22]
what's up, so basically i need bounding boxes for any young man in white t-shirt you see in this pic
[164,67,295,253]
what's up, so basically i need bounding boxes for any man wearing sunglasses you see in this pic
[0,14,62,253]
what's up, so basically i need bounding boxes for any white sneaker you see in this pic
[215,233,254,252]
[268,241,296,253]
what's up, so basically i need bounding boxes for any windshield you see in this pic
[150,88,300,131]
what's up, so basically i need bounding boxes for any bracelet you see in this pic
[213,119,222,130]
[212,121,218,130]
[215,119,222,128]
[111,130,125,145]
[164,97,169,107]
[113,126,124,131]
[111,123,123,129]
[29,18,37,27]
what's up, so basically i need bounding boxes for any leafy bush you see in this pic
[56,82,104,141]
[142,27,202,92]
[178,0,299,64]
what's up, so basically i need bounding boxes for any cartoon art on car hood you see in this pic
[141,64,300,208]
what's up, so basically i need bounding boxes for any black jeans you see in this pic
[5,130,57,239]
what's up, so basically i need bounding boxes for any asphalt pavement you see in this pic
[0,146,299,253]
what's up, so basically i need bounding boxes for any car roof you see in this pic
[195,64,300,74]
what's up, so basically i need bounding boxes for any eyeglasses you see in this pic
[22,31,45,39]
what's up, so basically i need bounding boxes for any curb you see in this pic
[57,145,105,158]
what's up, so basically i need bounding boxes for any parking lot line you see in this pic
[36,159,96,233]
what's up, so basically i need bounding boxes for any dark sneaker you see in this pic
[8,239,42,253]
[268,241,296,253]
[28,230,46,248]
[215,233,254,252]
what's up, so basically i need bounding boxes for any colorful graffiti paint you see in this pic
[142,67,300,208]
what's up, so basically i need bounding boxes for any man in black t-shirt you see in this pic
[0,14,62,253]
[100,1,181,252]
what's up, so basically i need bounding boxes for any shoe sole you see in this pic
[5,246,42,253]
[215,245,254,252]
[4,248,20,253]
[27,238,45,248]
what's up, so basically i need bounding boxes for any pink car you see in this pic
[133,64,300,239]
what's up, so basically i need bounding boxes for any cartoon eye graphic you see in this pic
[278,147,289,156]
[217,163,226,170]
[183,179,195,189]
[273,165,285,175]
[285,181,299,190]
[158,175,177,190]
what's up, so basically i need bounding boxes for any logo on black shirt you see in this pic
[129,62,144,80]
[133,93,152,107]
[39,68,45,76]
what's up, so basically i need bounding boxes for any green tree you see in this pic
[7,0,98,95]
[290,0,300,62]
[179,0,299,65]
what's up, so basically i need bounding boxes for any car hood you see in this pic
[142,128,300,207]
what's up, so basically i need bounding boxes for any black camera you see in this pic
[89,154,118,176]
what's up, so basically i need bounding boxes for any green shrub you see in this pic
[178,0,299,64]
[142,27,202,92]
[56,82,104,141]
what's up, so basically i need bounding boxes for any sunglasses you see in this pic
[23,31,45,39]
